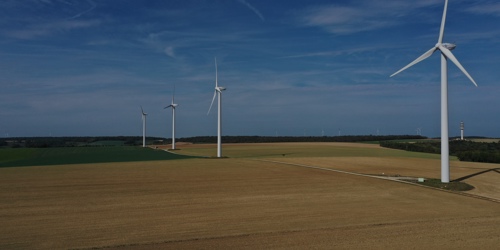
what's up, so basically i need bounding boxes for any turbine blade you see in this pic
[439,46,478,87]
[164,105,173,109]
[215,57,218,88]
[438,0,449,44]
[207,91,217,115]
[172,84,175,103]
[390,46,437,77]
[141,106,145,115]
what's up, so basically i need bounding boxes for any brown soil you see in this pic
[0,144,499,249]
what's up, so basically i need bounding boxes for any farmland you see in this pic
[0,146,194,168]
[0,142,499,249]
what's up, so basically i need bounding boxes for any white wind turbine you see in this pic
[391,0,477,183]
[207,57,226,158]
[164,86,178,150]
[141,106,147,148]
[460,121,464,140]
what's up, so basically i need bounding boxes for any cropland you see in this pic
[0,142,499,249]
[0,146,194,168]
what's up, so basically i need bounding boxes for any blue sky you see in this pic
[1,0,499,138]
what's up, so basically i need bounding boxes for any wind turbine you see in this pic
[141,106,147,148]
[164,86,178,150]
[460,121,464,140]
[390,0,477,183]
[207,57,226,158]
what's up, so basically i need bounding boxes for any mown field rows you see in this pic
[0,143,498,249]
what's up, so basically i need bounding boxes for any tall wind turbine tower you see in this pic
[165,86,178,150]
[141,106,147,148]
[460,121,464,140]
[208,57,226,158]
[390,0,477,183]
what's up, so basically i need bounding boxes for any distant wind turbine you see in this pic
[390,0,478,183]
[460,121,464,140]
[141,106,147,148]
[164,86,178,150]
[207,57,226,158]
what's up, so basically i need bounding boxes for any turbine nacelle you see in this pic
[441,43,456,51]
[216,86,226,92]
[164,104,178,109]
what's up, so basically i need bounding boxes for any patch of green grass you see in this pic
[0,148,39,164]
[87,140,126,146]
[0,147,196,168]
[358,141,381,144]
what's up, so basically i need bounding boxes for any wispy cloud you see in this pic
[6,19,101,39]
[297,0,442,35]
[236,0,265,21]
[69,0,97,19]
[140,28,262,61]
[0,0,102,39]
[282,46,376,59]
[164,46,176,58]
[466,2,500,16]
[140,32,181,59]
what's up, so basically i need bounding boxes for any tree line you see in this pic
[380,140,500,164]
[1,135,425,148]
[0,136,167,148]
[178,135,425,143]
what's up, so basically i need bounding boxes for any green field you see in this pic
[0,146,195,168]
[0,142,454,168]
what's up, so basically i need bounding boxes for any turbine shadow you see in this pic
[452,168,500,182]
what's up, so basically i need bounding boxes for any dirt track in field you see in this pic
[0,143,499,249]
[266,156,500,201]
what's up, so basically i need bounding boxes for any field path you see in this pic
[256,159,500,203]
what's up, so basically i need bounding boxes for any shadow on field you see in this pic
[453,168,500,182]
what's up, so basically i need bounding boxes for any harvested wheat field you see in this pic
[0,143,499,249]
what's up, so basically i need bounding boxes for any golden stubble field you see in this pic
[0,142,499,249]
